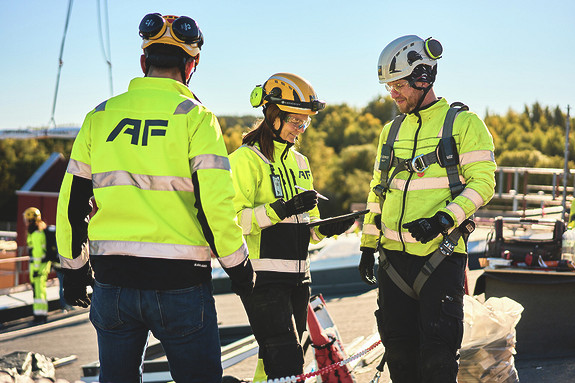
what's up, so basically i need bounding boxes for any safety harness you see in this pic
[374,102,475,299]
[373,102,468,201]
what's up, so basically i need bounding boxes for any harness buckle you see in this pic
[410,154,429,173]
[439,235,457,256]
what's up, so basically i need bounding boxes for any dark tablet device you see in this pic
[308,209,371,227]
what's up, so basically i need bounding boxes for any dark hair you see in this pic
[144,43,190,69]
[242,104,285,162]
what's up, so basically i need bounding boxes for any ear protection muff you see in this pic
[250,85,264,107]
[249,84,283,107]
[424,37,443,60]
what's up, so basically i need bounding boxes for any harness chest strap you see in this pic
[373,102,469,200]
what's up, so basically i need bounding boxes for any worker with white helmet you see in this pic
[359,35,496,382]
[230,73,354,381]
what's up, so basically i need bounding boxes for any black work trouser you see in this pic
[240,283,310,379]
[376,248,466,383]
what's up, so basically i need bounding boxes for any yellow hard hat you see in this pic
[139,13,203,58]
[250,73,326,115]
[23,207,41,223]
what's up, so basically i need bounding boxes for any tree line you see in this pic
[0,97,573,222]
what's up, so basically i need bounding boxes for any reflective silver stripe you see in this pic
[240,208,253,235]
[67,159,92,179]
[174,99,200,115]
[363,223,380,236]
[92,170,194,192]
[254,205,273,229]
[218,243,249,268]
[281,212,310,223]
[310,227,321,241]
[95,100,107,112]
[383,224,418,243]
[60,250,89,270]
[90,240,211,261]
[251,258,309,273]
[460,150,495,166]
[367,202,381,214]
[244,145,270,164]
[190,154,231,173]
[391,176,466,191]
[446,203,466,226]
[459,188,484,210]
[293,151,308,170]
[268,74,305,101]
[31,257,43,262]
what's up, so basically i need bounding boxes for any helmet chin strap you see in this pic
[407,80,433,114]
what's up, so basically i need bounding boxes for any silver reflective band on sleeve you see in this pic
[459,150,495,166]
[218,243,249,268]
[92,171,194,192]
[67,159,92,179]
[90,240,211,261]
[254,205,273,229]
[382,224,418,243]
[31,257,44,262]
[240,208,253,235]
[446,203,466,226]
[250,258,309,273]
[310,227,321,241]
[363,223,380,236]
[459,188,485,209]
[59,249,90,270]
[391,176,466,191]
[367,202,381,214]
[190,154,231,173]
[174,99,200,115]
[281,212,310,224]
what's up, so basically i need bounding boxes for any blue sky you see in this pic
[1,0,573,130]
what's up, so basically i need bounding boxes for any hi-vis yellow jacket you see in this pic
[230,141,324,285]
[360,98,496,256]
[56,77,247,287]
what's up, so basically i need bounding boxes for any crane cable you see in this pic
[48,0,74,130]
[97,0,113,96]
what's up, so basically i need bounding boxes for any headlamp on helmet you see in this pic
[249,73,326,115]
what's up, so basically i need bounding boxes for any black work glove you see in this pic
[402,211,454,244]
[374,214,382,231]
[358,247,377,285]
[32,271,39,279]
[63,262,94,308]
[319,218,355,237]
[225,258,256,297]
[270,190,318,220]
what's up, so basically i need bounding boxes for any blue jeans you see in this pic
[90,280,222,383]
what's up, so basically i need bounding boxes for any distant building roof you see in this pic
[17,152,68,194]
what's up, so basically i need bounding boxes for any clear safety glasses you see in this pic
[139,13,202,46]
[384,80,410,93]
[284,115,312,131]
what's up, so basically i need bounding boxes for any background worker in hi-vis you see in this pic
[24,207,51,325]
[56,13,254,383]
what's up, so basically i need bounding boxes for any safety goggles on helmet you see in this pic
[284,115,312,131]
[140,13,203,57]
